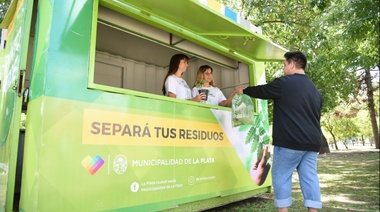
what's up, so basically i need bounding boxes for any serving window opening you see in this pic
[90,5,251,105]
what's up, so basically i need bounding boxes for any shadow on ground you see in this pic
[202,146,379,212]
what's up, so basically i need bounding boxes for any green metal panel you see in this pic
[0,0,34,211]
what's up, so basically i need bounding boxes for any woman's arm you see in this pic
[167,92,176,98]
[169,91,204,102]
[219,90,235,107]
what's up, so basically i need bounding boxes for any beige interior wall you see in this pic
[95,51,248,98]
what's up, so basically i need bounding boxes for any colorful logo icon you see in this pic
[82,155,104,175]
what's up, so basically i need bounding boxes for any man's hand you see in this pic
[236,87,245,94]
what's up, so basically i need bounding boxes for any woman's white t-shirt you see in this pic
[192,86,226,105]
[165,75,192,100]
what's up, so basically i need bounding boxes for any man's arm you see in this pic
[236,79,282,100]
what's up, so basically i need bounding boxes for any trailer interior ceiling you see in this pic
[96,6,238,69]
[100,0,287,62]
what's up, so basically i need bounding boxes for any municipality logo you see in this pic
[113,154,128,174]
[82,155,104,175]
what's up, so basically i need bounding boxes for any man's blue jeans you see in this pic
[272,146,322,209]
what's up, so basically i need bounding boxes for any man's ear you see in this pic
[290,61,296,70]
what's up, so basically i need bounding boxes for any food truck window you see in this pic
[88,5,250,103]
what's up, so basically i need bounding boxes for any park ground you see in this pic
[204,144,380,212]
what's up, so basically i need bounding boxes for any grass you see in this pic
[203,146,379,212]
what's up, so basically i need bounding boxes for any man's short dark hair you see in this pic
[284,51,307,70]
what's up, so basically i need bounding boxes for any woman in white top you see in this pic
[162,54,204,102]
[192,65,235,106]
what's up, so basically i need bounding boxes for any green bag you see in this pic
[231,93,255,127]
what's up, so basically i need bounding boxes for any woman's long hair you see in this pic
[162,54,189,95]
[194,65,216,87]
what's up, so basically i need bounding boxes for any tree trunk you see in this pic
[319,133,330,154]
[342,140,348,149]
[364,69,379,149]
[329,130,339,150]
[333,139,338,150]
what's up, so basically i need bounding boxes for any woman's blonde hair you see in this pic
[194,65,216,87]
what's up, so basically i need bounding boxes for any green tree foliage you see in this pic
[0,0,11,23]
[321,111,339,149]
[220,0,379,148]
[0,0,11,42]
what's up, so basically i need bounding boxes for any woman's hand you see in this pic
[192,93,205,102]
[228,90,236,99]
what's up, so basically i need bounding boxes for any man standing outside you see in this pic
[236,51,322,211]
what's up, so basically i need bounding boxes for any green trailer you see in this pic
[0,0,287,211]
